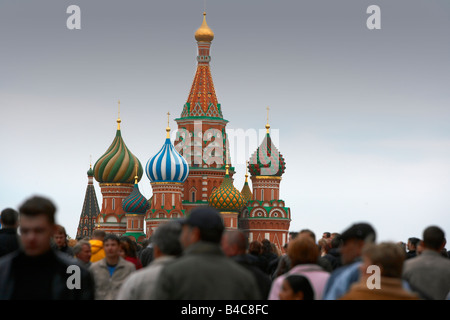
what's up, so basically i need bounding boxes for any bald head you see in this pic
[221,230,248,257]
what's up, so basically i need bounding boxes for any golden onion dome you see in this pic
[195,12,214,42]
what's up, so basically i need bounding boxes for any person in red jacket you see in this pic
[119,236,142,270]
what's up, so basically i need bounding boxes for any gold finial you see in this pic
[225,164,230,175]
[265,106,270,133]
[90,155,92,169]
[245,161,249,182]
[117,100,122,130]
[166,112,171,139]
[134,163,139,185]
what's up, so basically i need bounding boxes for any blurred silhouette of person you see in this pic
[0,196,94,299]
[117,221,183,299]
[323,222,376,300]
[269,234,330,300]
[340,242,419,300]
[119,236,142,270]
[153,207,260,300]
[89,229,106,263]
[279,274,315,300]
[406,237,420,259]
[221,230,272,299]
[73,240,92,268]
[53,224,73,257]
[0,208,20,258]
[402,226,450,300]
[89,234,135,300]
[323,234,342,271]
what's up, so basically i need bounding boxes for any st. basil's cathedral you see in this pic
[76,13,292,251]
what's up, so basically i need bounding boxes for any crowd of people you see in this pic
[0,195,450,300]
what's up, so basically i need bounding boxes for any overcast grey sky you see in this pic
[1,0,450,242]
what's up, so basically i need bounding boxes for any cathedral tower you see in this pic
[174,12,232,213]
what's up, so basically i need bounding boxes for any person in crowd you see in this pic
[117,221,183,299]
[322,222,377,300]
[406,237,420,259]
[269,234,330,300]
[340,242,419,300]
[279,274,315,300]
[119,236,142,270]
[73,240,92,268]
[300,229,333,272]
[152,206,260,300]
[53,224,74,257]
[402,226,450,300]
[323,234,342,271]
[260,239,278,274]
[89,229,106,263]
[318,238,330,257]
[271,231,299,279]
[0,208,20,258]
[0,196,94,299]
[89,234,136,300]
[397,241,406,253]
[248,240,266,272]
[138,238,154,267]
[221,230,272,299]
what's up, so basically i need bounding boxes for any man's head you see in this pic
[339,222,376,265]
[1,208,19,229]
[18,196,57,256]
[92,229,106,241]
[73,240,92,263]
[360,242,406,280]
[221,230,247,257]
[53,224,68,248]
[322,232,331,239]
[103,234,121,260]
[180,207,224,249]
[422,226,446,252]
[151,221,182,258]
[407,237,420,251]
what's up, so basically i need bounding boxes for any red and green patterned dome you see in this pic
[208,166,246,212]
[248,132,286,177]
[93,118,143,184]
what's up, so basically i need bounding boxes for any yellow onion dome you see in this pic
[195,12,214,42]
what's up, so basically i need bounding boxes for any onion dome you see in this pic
[248,108,286,177]
[87,165,94,177]
[240,162,252,202]
[122,170,149,214]
[146,113,189,183]
[93,101,143,184]
[195,12,214,42]
[208,165,246,212]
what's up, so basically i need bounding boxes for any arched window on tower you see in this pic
[191,190,196,203]
[261,189,264,201]
[162,194,165,208]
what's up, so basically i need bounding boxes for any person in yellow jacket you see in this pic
[89,230,106,263]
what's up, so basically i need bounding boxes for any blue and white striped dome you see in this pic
[146,137,189,183]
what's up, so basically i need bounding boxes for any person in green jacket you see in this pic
[153,206,261,300]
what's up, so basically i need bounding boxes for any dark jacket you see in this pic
[0,249,95,300]
[232,254,272,299]
[153,241,261,300]
[323,248,342,271]
[0,228,20,258]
